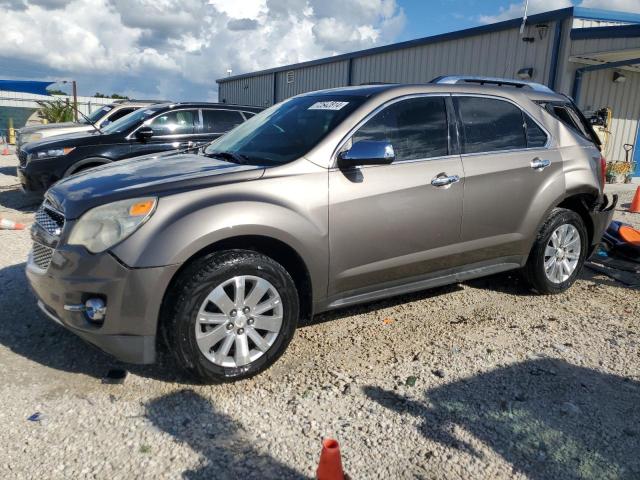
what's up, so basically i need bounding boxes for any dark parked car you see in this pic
[17,102,261,194]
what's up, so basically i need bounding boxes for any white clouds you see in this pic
[479,0,640,24]
[0,0,405,100]
[478,0,572,24]
[579,0,640,12]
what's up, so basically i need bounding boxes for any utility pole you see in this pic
[72,80,78,122]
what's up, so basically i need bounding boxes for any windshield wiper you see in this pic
[204,151,251,164]
[72,106,102,134]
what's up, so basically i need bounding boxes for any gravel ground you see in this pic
[1,148,639,479]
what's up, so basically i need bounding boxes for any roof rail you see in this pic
[430,76,556,94]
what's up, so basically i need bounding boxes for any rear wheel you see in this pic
[163,250,299,383]
[523,208,588,294]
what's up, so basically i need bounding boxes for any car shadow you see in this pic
[363,359,640,480]
[0,262,190,383]
[305,283,463,327]
[0,185,40,213]
[145,390,308,479]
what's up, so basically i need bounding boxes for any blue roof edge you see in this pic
[570,23,640,40]
[217,6,640,84]
[573,7,640,24]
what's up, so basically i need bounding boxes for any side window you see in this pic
[455,97,526,154]
[103,107,135,126]
[148,110,196,136]
[242,112,256,119]
[201,110,244,133]
[546,103,592,141]
[525,115,548,148]
[352,97,449,161]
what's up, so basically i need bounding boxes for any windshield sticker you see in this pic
[308,101,349,111]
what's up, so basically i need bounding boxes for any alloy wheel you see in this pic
[544,223,581,284]
[195,275,283,367]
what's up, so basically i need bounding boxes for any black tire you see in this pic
[522,208,588,294]
[162,250,299,383]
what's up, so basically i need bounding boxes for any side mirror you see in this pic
[136,126,154,141]
[338,140,395,167]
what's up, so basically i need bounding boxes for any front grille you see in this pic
[32,242,54,271]
[35,202,65,236]
[18,149,27,167]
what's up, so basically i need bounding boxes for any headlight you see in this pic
[27,146,75,161]
[23,132,43,143]
[68,197,157,253]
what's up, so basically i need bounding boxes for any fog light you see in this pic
[85,298,106,322]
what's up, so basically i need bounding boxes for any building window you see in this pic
[286,71,295,84]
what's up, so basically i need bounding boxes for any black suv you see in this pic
[17,102,261,194]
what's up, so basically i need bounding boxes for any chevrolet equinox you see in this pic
[27,78,616,382]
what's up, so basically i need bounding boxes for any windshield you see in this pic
[102,107,161,134]
[81,105,113,124]
[204,95,366,165]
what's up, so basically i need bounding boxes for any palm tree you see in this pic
[36,99,74,123]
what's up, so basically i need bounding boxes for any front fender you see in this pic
[111,175,329,301]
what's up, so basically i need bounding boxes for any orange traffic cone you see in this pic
[0,218,26,230]
[630,186,640,214]
[316,438,345,480]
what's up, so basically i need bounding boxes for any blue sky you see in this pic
[0,0,638,101]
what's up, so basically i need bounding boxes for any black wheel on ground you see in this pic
[162,249,299,383]
[522,208,588,295]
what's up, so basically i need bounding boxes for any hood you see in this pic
[19,122,84,134]
[46,152,265,219]
[21,129,113,152]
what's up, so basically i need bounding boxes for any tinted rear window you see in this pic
[525,115,548,148]
[454,97,526,154]
[202,109,244,133]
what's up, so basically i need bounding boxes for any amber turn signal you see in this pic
[129,199,155,216]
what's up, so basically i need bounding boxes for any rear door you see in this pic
[454,95,564,264]
[129,108,198,157]
[197,108,245,144]
[328,95,464,298]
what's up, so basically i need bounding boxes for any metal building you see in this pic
[216,7,640,178]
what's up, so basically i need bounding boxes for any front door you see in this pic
[453,95,564,264]
[130,108,198,157]
[328,95,464,298]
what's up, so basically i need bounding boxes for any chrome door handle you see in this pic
[530,158,551,170]
[431,174,460,187]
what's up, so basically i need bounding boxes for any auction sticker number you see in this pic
[308,101,349,111]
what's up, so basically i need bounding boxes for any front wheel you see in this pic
[522,208,588,294]
[163,250,299,383]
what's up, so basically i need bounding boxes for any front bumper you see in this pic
[26,223,180,364]
[588,193,617,251]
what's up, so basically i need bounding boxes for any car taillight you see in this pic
[600,155,607,189]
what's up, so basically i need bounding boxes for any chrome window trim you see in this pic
[451,93,553,155]
[330,93,453,169]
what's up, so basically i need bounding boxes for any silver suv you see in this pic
[26,77,616,382]
[16,100,160,148]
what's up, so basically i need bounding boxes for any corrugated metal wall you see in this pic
[578,68,640,162]
[218,73,274,107]
[351,23,557,85]
[572,18,632,29]
[219,22,559,106]
[571,36,640,58]
[275,60,349,102]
